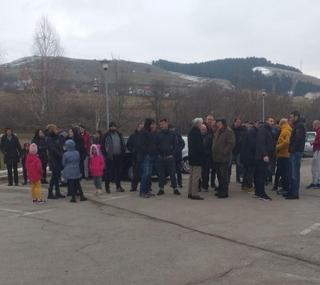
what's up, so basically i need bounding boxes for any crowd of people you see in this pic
[0,109,315,203]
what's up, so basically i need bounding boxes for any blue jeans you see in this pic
[289,152,303,197]
[140,155,155,195]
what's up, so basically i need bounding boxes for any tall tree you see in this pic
[29,16,64,122]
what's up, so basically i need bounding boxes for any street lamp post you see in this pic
[261,89,266,122]
[101,59,110,129]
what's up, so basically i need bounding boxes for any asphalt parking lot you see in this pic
[0,158,320,285]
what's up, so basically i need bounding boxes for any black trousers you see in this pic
[49,167,61,196]
[67,179,84,200]
[276,157,290,192]
[6,161,19,185]
[80,158,85,179]
[254,161,268,197]
[201,158,213,190]
[175,159,183,187]
[105,155,123,189]
[41,161,47,182]
[242,164,255,188]
[22,164,28,183]
[215,162,230,197]
[157,157,177,189]
[131,159,141,191]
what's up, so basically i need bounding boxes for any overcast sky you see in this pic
[1,0,319,76]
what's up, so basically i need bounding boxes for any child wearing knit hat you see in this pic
[26,143,46,204]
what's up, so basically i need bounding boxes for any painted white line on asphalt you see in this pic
[300,223,320,235]
[0,207,54,217]
[101,195,130,201]
[0,208,24,214]
[20,209,54,216]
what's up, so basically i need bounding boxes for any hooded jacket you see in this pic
[276,122,292,158]
[89,144,105,177]
[62,140,82,180]
[26,153,42,182]
[136,119,157,162]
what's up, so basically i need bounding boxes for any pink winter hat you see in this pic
[29,143,38,154]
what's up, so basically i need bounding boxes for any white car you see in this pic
[304,131,316,157]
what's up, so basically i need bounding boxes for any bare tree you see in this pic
[26,16,64,123]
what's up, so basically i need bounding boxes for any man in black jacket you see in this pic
[286,111,306,199]
[188,118,205,200]
[1,128,22,186]
[156,119,180,196]
[102,122,126,193]
[127,121,144,192]
[136,118,157,198]
[240,121,259,191]
[202,115,216,191]
[169,124,185,188]
[232,118,246,183]
[254,118,275,201]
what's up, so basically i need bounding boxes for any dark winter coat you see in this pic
[62,140,82,180]
[72,134,87,161]
[0,134,22,164]
[232,126,246,156]
[102,131,126,160]
[188,127,204,166]
[289,119,306,154]
[127,130,141,161]
[255,124,275,161]
[136,129,157,162]
[240,127,258,166]
[46,133,63,171]
[32,137,48,164]
[212,127,235,163]
[202,133,212,158]
[156,129,177,157]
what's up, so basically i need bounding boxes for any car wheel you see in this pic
[182,157,190,174]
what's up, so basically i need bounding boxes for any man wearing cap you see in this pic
[212,119,235,198]
[102,122,126,193]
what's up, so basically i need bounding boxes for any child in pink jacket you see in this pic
[89,144,105,195]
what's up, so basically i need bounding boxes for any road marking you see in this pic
[20,209,54,216]
[300,223,320,235]
[0,207,54,217]
[0,208,23,214]
[101,195,130,202]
